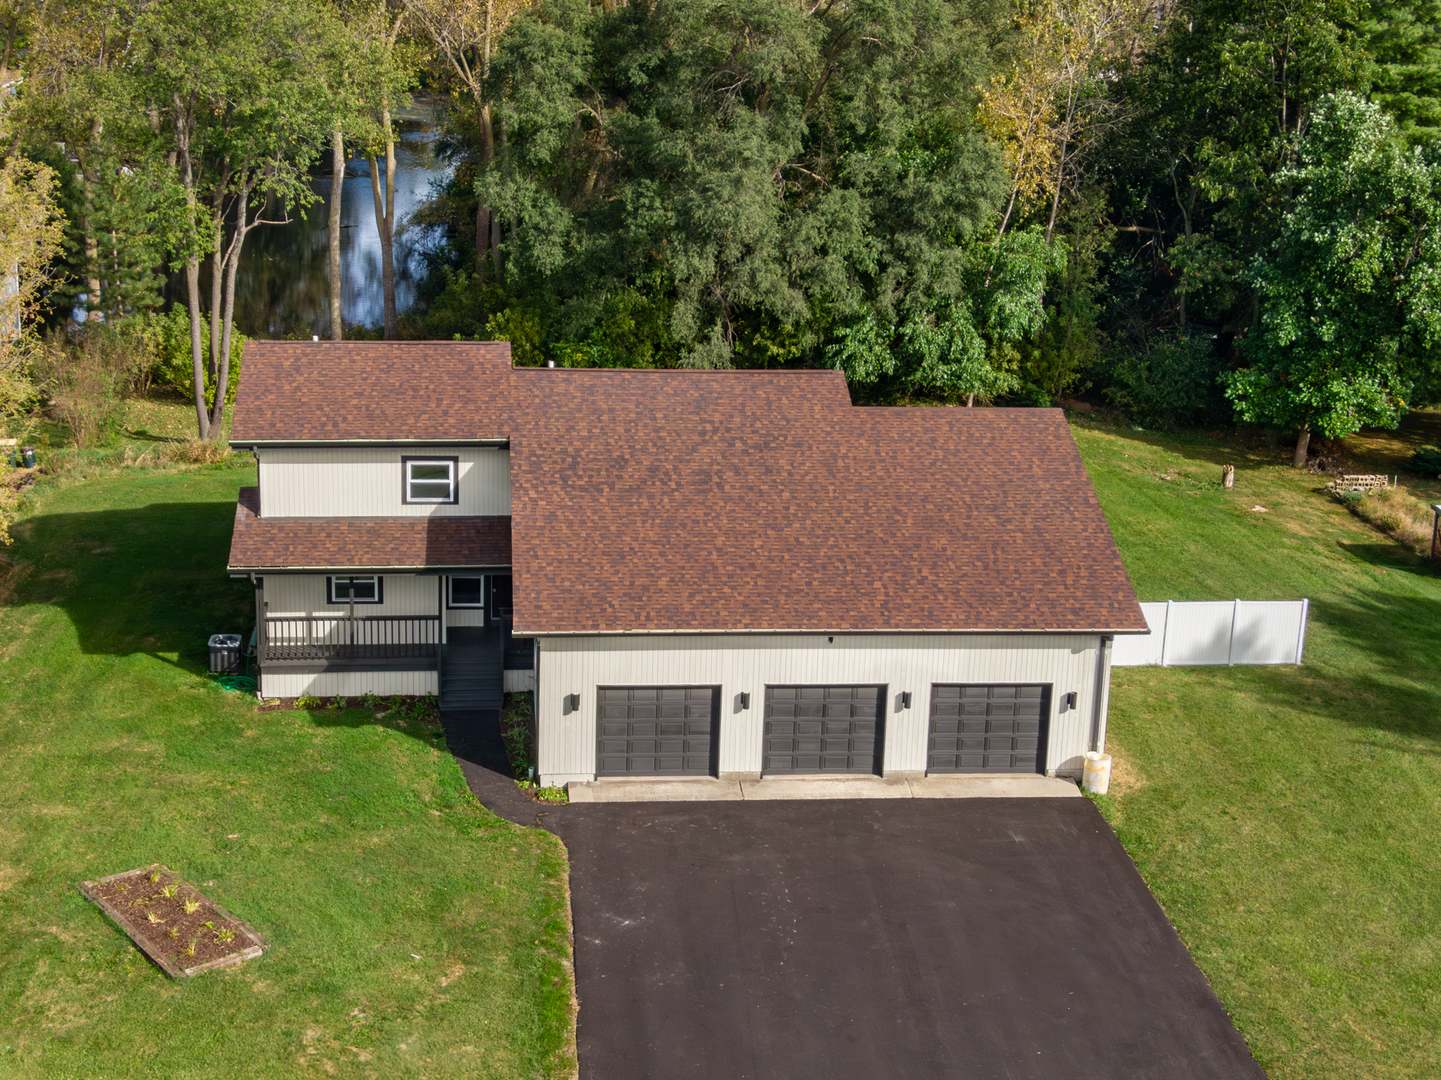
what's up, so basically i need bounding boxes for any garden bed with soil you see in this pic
[79,865,269,978]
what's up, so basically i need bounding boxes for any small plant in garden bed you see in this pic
[500,693,535,777]
[515,779,569,805]
[80,864,269,978]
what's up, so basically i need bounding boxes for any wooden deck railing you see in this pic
[260,615,440,663]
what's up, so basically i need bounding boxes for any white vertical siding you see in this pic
[505,670,536,693]
[261,573,439,617]
[259,670,438,699]
[536,634,1105,786]
[256,446,510,517]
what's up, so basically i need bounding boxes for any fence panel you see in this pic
[1165,601,1238,666]
[1111,603,1169,667]
[1231,600,1309,665]
[1112,599,1307,667]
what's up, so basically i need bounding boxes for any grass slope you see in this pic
[0,463,574,1078]
[1074,422,1441,1080]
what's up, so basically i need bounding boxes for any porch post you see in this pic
[254,576,266,663]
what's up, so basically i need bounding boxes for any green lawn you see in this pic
[6,410,1439,1079]
[1074,420,1441,1080]
[0,462,574,1078]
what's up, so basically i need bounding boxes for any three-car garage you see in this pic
[537,632,1113,788]
[589,677,1062,780]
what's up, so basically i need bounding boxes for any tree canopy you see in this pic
[6,0,1441,453]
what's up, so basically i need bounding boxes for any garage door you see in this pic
[764,686,884,774]
[928,684,1048,773]
[597,687,718,776]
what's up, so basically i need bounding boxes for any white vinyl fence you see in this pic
[1112,599,1309,667]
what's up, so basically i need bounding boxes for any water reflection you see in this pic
[229,119,451,337]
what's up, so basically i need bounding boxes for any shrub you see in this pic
[1099,335,1228,430]
[36,325,131,448]
[1408,446,1441,477]
[140,309,244,407]
[1337,485,1436,555]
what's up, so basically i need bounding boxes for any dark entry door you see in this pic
[927,684,1049,773]
[596,687,719,776]
[763,685,885,774]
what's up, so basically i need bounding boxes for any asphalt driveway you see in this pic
[547,798,1265,1080]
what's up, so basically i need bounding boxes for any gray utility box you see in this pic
[208,634,242,674]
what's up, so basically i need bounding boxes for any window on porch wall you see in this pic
[327,576,383,604]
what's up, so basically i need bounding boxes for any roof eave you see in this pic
[228,562,513,575]
[229,438,510,450]
[515,626,1151,638]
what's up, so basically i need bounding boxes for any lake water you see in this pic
[228,119,452,338]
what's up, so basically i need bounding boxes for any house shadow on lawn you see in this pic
[5,499,252,676]
[297,704,448,748]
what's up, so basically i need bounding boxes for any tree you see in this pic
[18,0,163,324]
[1365,0,1441,147]
[0,96,64,543]
[403,0,529,277]
[139,0,333,438]
[1105,0,1370,337]
[476,0,1011,367]
[1223,92,1441,465]
[979,0,1152,245]
[827,228,1065,403]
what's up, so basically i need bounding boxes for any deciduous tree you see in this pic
[1224,92,1441,465]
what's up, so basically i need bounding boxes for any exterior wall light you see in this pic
[564,692,580,712]
[1063,691,1078,710]
[738,692,751,709]
[900,691,912,709]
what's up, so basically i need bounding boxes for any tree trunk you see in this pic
[175,103,209,440]
[1293,426,1311,468]
[328,125,344,341]
[491,212,502,281]
[1,16,17,72]
[383,118,397,337]
[208,242,223,385]
[211,183,248,437]
[82,121,104,321]
[368,148,397,341]
[476,202,491,274]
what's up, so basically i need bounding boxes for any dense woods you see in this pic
[3,0,1441,457]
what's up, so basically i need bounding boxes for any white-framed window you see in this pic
[327,575,383,604]
[402,457,459,504]
[448,575,485,608]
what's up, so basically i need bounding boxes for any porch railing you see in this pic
[260,615,440,663]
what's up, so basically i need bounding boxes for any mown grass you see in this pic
[0,464,575,1078]
[1073,418,1441,1080]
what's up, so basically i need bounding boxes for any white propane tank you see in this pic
[1082,752,1113,795]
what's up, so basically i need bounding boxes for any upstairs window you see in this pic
[448,576,485,608]
[328,576,383,604]
[403,457,459,504]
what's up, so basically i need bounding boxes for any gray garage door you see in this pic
[928,684,1049,773]
[597,687,718,776]
[764,686,884,774]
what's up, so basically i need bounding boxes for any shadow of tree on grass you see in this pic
[6,500,251,676]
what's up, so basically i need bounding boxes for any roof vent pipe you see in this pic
[547,360,555,368]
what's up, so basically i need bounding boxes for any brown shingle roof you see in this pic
[507,376,1146,634]
[226,343,1145,633]
[228,488,511,571]
[229,341,516,443]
